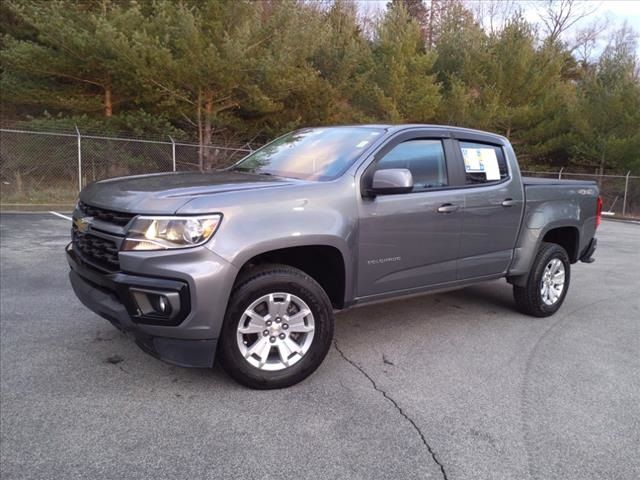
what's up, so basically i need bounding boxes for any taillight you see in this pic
[596,196,603,229]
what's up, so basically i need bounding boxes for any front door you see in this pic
[356,136,464,298]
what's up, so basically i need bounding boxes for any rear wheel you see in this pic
[513,242,571,317]
[218,264,334,389]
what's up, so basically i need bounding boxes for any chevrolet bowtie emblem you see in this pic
[74,216,93,233]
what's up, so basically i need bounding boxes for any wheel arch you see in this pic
[233,244,348,309]
[541,226,580,263]
[508,222,580,287]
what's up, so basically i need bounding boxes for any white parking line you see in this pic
[49,211,73,221]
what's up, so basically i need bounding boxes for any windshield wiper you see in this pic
[230,166,274,176]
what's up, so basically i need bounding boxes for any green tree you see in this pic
[433,1,487,126]
[1,1,150,118]
[571,24,640,173]
[311,0,375,124]
[1,0,638,178]
[367,2,441,122]
[121,0,331,167]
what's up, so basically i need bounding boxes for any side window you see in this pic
[459,142,509,185]
[377,140,447,191]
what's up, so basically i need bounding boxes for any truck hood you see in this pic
[79,171,301,214]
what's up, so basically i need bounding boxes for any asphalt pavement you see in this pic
[1,214,638,480]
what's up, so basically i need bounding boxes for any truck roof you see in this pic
[340,124,508,142]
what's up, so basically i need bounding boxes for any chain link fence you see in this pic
[1,127,638,218]
[0,128,252,207]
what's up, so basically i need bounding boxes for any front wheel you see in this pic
[218,264,334,389]
[513,242,571,317]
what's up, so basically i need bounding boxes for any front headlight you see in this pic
[121,215,221,251]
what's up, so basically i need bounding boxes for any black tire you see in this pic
[218,264,334,389]
[513,242,571,317]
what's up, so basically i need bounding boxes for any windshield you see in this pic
[232,127,385,181]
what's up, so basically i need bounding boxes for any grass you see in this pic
[1,184,77,206]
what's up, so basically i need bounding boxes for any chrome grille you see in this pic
[72,201,132,271]
[72,229,121,271]
[78,201,134,227]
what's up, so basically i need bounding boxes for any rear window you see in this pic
[459,142,508,185]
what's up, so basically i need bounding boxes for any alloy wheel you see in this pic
[540,258,565,306]
[236,292,315,371]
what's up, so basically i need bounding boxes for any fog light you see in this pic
[158,296,168,313]
[130,288,179,320]
[150,294,172,315]
[148,293,173,316]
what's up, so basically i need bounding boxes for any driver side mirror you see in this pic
[369,168,414,195]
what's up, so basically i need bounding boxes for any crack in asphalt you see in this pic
[334,340,449,480]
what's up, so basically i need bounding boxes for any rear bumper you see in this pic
[67,243,238,368]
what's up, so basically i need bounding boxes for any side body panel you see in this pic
[507,180,599,283]
[352,127,527,299]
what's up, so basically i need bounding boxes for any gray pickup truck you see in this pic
[67,125,600,388]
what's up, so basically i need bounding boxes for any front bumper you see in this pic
[67,243,238,368]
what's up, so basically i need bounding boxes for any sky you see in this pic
[582,0,640,28]
[521,1,640,31]
[358,0,640,36]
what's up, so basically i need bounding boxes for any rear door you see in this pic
[450,137,524,279]
[356,131,464,297]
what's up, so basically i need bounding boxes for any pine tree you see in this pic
[571,24,640,173]
[1,1,148,119]
[311,0,375,124]
[368,2,441,123]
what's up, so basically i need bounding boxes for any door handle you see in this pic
[437,203,459,213]
[501,198,515,207]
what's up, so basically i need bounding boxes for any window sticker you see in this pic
[461,147,501,181]
[355,140,369,148]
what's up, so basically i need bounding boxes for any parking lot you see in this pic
[0,214,638,480]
